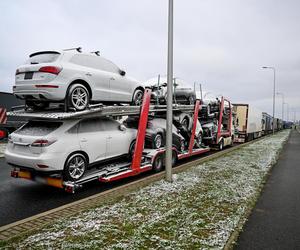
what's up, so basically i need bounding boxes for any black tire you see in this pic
[128,140,136,160]
[231,136,234,146]
[172,151,177,167]
[218,139,224,151]
[26,100,49,111]
[188,96,195,105]
[153,133,163,149]
[63,153,87,181]
[181,117,190,131]
[67,84,90,111]
[195,132,203,148]
[131,89,144,106]
[152,153,164,172]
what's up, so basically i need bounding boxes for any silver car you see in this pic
[14,50,144,111]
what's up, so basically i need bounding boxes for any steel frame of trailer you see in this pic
[10,89,231,193]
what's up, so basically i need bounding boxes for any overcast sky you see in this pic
[0,0,299,120]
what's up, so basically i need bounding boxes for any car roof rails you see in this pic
[90,51,100,56]
[63,47,82,53]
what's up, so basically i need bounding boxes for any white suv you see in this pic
[5,117,137,181]
[14,50,144,111]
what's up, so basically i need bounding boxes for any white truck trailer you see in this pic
[233,104,263,142]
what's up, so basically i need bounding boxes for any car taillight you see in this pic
[0,130,6,139]
[39,66,62,75]
[31,139,56,147]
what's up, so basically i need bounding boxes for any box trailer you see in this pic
[233,104,262,142]
[262,112,272,135]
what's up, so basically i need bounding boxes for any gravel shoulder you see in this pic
[0,130,290,249]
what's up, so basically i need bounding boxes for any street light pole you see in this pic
[262,66,276,134]
[276,92,284,121]
[165,0,173,182]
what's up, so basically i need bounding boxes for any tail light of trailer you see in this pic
[39,66,62,75]
[31,139,56,147]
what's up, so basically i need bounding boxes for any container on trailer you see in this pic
[262,112,272,135]
[233,104,262,142]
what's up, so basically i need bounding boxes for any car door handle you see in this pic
[80,138,87,142]
[86,72,92,76]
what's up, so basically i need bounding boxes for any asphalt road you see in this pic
[236,129,300,250]
[0,157,155,227]
[0,149,215,227]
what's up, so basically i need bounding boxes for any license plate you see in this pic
[24,72,34,80]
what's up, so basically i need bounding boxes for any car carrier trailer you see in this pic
[8,89,231,193]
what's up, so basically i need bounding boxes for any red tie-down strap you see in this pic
[0,108,7,124]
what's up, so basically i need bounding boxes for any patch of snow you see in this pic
[8,130,290,250]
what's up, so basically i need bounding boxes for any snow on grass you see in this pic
[2,130,290,250]
[0,143,6,157]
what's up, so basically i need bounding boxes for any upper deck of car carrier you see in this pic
[7,103,197,120]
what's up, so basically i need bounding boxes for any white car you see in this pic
[5,117,137,181]
[14,50,144,111]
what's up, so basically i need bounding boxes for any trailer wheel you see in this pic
[172,151,177,167]
[63,153,87,181]
[218,139,224,151]
[152,153,164,172]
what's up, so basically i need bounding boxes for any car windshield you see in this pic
[27,51,60,64]
[15,121,62,136]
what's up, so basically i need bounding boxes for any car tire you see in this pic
[128,140,136,160]
[67,84,90,111]
[172,151,177,167]
[195,132,203,148]
[218,139,224,151]
[26,100,49,111]
[153,133,163,149]
[188,96,195,105]
[63,153,87,182]
[131,89,144,106]
[152,153,164,172]
[181,117,190,131]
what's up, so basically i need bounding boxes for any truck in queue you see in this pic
[233,103,263,142]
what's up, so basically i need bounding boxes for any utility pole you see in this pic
[262,66,276,134]
[165,0,173,182]
[276,92,284,120]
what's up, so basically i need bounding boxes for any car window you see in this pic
[70,54,120,73]
[102,119,120,131]
[78,118,104,133]
[27,51,60,64]
[15,121,62,136]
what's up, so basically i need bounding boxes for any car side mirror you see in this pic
[120,70,126,76]
[119,124,127,131]
[162,82,167,87]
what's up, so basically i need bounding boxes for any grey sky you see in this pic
[0,0,299,120]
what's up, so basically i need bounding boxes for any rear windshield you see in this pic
[15,121,62,136]
[27,51,60,64]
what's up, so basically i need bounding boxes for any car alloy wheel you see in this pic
[69,84,89,111]
[188,96,195,105]
[64,153,87,181]
[154,134,163,149]
[132,89,144,106]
